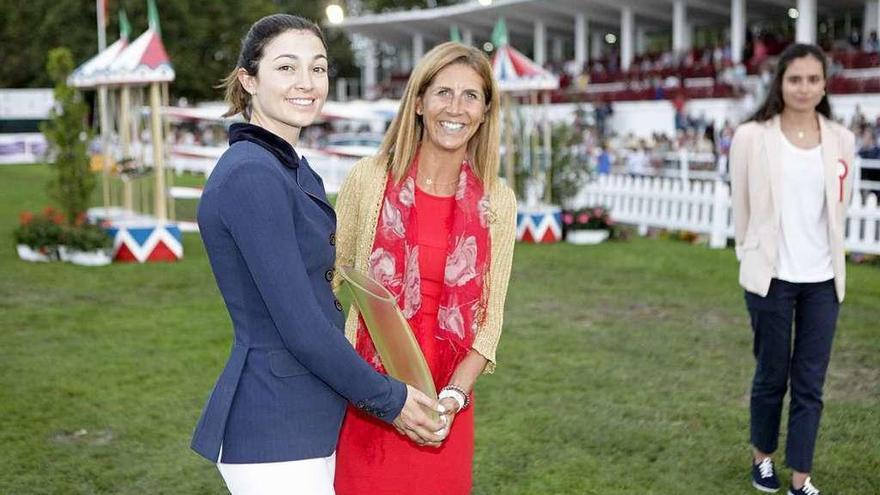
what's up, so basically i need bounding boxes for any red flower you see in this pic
[563,213,574,225]
[75,212,87,226]
[51,213,65,225]
[42,206,56,217]
[19,211,34,225]
[577,213,589,224]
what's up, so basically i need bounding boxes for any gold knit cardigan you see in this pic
[333,156,517,374]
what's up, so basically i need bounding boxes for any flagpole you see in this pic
[96,0,106,51]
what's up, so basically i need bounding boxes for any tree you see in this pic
[0,0,363,102]
[40,47,94,225]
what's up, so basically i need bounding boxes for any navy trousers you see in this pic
[745,278,839,473]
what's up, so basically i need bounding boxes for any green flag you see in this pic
[491,18,508,47]
[450,24,462,43]
[147,0,161,35]
[119,10,131,40]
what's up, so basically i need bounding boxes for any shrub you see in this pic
[13,207,65,251]
[563,205,614,231]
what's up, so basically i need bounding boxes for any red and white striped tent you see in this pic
[491,43,558,93]
[106,28,174,85]
[68,37,129,88]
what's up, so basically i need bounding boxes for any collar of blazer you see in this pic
[761,114,843,231]
[229,123,336,213]
[229,122,300,169]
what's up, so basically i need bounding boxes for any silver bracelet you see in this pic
[439,384,470,411]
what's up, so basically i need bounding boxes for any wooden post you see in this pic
[97,85,111,208]
[161,82,175,221]
[530,91,539,182]
[503,93,516,195]
[542,90,552,204]
[150,82,167,221]
[120,84,133,213]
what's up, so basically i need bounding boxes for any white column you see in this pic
[575,13,588,66]
[731,0,745,64]
[868,0,880,42]
[684,22,694,50]
[864,1,880,46]
[592,31,603,59]
[621,6,634,71]
[636,26,647,55]
[335,78,348,102]
[399,47,412,72]
[552,37,564,62]
[362,39,377,100]
[412,33,425,61]
[462,28,473,46]
[673,0,686,52]
[796,0,817,44]
[534,20,546,66]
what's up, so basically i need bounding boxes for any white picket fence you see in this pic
[574,174,880,254]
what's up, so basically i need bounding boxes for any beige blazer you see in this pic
[729,114,855,302]
[332,156,518,373]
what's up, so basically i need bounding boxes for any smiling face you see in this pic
[416,63,487,155]
[239,29,329,142]
[780,55,826,114]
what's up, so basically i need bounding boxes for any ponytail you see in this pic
[220,68,250,119]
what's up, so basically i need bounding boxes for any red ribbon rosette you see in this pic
[837,159,848,203]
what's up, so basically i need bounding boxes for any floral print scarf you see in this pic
[355,154,491,384]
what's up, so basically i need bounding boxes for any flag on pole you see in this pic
[147,0,161,35]
[491,18,508,47]
[450,24,462,43]
[119,9,131,40]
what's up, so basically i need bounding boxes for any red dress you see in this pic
[335,187,474,495]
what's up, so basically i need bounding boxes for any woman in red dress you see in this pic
[333,42,517,494]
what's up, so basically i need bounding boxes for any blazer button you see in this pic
[335,299,343,311]
[329,233,336,246]
[325,269,334,282]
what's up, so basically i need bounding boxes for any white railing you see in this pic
[845,192,880,253]
[575,174,880,254]
[612,154,880,191]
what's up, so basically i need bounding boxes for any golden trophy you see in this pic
[338,265,439,422]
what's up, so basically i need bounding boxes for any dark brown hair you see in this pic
[747,43,832,122]
[221,14,326,119]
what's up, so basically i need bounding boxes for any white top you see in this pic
[776,137,834,283]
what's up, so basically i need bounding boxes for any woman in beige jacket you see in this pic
[331,42,516,494]
[730,43,854,495]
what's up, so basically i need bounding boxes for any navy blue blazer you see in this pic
[191,123,406,464]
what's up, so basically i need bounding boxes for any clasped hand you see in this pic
[392,385,459,448]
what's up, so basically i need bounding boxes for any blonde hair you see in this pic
[378,42,500,186]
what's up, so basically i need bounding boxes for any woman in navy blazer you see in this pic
[190,14,444,494]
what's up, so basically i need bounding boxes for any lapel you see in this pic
[762,115,785,226]
[818,115,841,232]
[296,156,335,219]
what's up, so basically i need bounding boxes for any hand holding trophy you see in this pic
[339,266,447,446]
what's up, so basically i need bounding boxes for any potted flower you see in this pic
[60,219,113,266]
[13,208,65,261]
[563,205,615,245]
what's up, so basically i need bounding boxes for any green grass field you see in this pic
[1,164,877,494]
